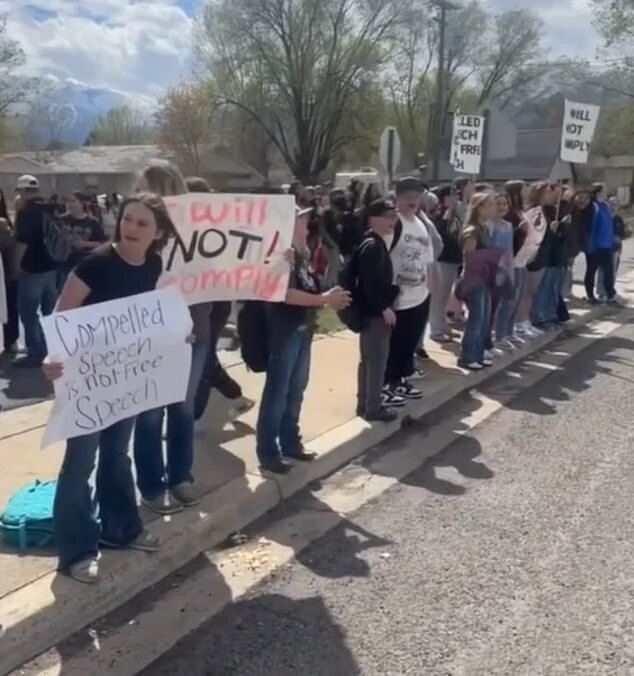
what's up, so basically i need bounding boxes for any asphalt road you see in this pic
[142,318,634,676]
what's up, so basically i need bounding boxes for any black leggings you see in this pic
[385,297,430,385]
[585,250,615,301]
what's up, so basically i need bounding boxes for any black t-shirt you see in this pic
[73,244,163,307]
[15,199,57,273]
[62,215,107,267]
[266,250,320,349]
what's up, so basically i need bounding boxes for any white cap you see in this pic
[16,174,39,190]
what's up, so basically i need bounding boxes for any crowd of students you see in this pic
[0,165,627,584]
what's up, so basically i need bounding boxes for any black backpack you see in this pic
[237,301,269,372]
[336,236,376,333]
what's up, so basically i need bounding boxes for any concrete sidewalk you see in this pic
[1,277,633,675]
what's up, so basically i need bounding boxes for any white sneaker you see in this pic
[501,339,517,351]
[483,349,495,360]
[530,325,545,336]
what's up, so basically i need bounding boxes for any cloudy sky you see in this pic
[4,0,601,97]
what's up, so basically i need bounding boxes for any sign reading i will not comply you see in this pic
[560,100,601,164]
[40,288,193,448]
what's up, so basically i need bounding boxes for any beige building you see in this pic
[0,144,264,206]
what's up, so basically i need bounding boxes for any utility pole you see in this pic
[431,0,459,182]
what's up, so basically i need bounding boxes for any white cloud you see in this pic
[4,0,602,101]
[3,1,196,96]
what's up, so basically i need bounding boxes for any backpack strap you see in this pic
[389,219,403,252]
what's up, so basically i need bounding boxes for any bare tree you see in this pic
[592,0,634,46]
[0,15,37,115]
[387,8,435,166]
[195,0,401,182]
[87,104,154,145]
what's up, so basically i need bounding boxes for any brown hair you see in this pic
[114,192,176,253]
[464,192,494,227]
[505,180,525,212]
[526,181,552,208]
[134,160,188,197]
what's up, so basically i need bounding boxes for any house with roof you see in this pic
[0,144,264,204]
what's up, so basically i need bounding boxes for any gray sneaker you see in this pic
[142,491,184,515]
[171,483,200,507]
[128,530,161,552]
[68,556,99,584]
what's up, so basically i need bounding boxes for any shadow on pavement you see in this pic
[0,353,52,413]
[141,590,360,676]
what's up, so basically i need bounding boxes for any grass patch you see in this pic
[315,307,345,334]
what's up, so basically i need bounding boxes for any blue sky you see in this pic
[4,0,600,98]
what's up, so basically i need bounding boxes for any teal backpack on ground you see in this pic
[0,480,57,550]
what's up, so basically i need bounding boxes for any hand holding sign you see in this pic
[40,288,193,448]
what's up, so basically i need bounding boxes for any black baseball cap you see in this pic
[395,176,423,195]
[366,198,397,218]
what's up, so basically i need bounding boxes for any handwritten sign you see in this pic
[160,193,295,305]
[40,288,193,448]
[450,114,485,175]
[560,100,600,164]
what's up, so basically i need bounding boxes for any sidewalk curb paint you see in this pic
[0,300,627,675]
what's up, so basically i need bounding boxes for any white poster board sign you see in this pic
[41,288,193,448]
[450,114,485,175]
[161,193,295,305]
[560,100,601,164]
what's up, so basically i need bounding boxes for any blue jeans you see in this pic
[495,269,517,341]
[460,285,491,365]
[17,270,58,359]
[54,417,141,571]
[256,328,312,465]
[532,267,565,325]
[134,339,208,499]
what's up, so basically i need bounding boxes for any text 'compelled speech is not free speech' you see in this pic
[160,193,296,305]
[40,288,193,448]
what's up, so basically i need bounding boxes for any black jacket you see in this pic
[434,212,462,264]
[356,231,399,317]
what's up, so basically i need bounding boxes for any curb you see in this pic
[0,301,615,675]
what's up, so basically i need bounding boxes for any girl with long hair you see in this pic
[42,193,177,583]
[489,192,516,351]
[131,161,212,514]
[514,181,555,339]
[458,192,497,370]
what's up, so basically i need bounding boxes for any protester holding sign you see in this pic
[132,161,212,514]
[255,205,351,474]
[42,192,178,584]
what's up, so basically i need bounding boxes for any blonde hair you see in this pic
[134,160,188,197]
[464,192,494,227]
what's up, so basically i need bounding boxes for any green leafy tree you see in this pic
[156,82,217,174]
[592,104,634,156]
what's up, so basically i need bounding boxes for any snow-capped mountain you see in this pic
[27,76,156,146]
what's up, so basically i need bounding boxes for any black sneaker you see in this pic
[415,348,430,360]
[364,407,399,423]
[212,366,242,400]
[382,387,407,408]
[392,380,423,399]
[12,355,44,369]
[587,297,599,306]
